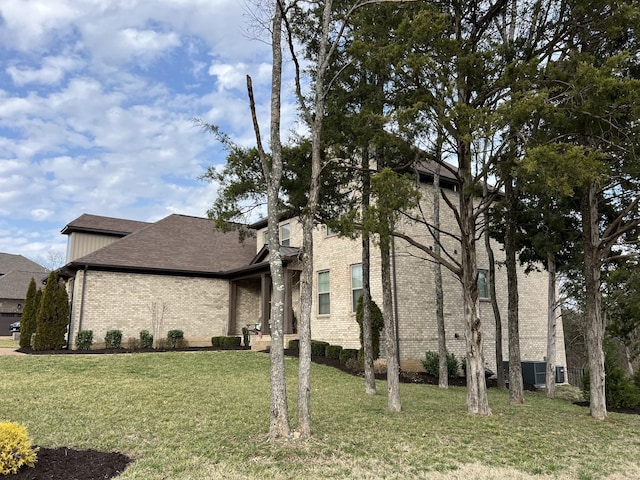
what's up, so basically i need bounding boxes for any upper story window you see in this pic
[280,223,291,247]
[351,264,363,312]
[318,270,330,315]
[478,269,489,300]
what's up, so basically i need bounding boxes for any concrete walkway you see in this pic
[0,348,24,355]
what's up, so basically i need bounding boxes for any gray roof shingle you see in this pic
[0,270,47,299]
[0,253,47,276]
[61,214,151,236]
[68,214,257,276]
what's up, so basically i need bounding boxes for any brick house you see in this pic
[59,185,567,375]
[0,253,48,334]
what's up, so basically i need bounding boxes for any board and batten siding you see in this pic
[67,232,122,262]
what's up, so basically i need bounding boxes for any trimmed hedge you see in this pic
[167,330,185,349]
[105,330,123,349]
[211,336,242,348]
[288,339,300,350]
[139,330,153,349]
[325,344,343,360]
[75,330,93,350]
[311,340,330,357]
[340,348,359,365]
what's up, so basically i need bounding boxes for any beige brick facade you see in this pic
[256,182,567,371]
[69,270,229,348]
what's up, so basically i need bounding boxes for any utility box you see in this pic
[503,361,565,387]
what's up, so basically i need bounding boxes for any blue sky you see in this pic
[0,0,299,266]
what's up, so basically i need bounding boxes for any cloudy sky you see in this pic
[0,0,299,266]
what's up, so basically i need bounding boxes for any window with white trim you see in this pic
[318,270,330,315]
[280,223,291,247]
[351,264,363,312]
[478,269,489,300]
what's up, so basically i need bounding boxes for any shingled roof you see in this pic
[0,270,48,299]
[61,213,151,236]
[66,214,258,276]
[0,253,47,276]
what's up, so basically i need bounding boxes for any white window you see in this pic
[318,270,330,315]
[280,223,291,247]
[351,264,363,312]
[326,225,336,236]
[478,269,489,300]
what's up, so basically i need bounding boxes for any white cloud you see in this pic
[6,55,83,86]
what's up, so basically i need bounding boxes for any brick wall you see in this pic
[69,270,229,348]
[255,183,568,370]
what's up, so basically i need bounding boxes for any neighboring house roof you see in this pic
[61,213,151,236]
[65,214,258,277]
[0,270,47,299]
[0,253,47,276]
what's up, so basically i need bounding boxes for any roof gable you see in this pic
[0,270,47,299]
[61,214,151,236]
[68,214,258,276]
[0,253,47,276]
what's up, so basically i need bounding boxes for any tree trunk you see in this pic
[381,238,401,412]
[545,251,557,398]
[505,173,524,405]
[460,174,491,415]
[433,162,448,388]
[266,3,290,439]
[297,213,314,437]
[484,177,504,390]
[583,182,607,420]
[361,148,376,395]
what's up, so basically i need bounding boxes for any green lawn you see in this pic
[0,337,18,348]
[1,351,638,479]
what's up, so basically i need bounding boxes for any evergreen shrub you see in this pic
[211,336,223,347]
[355,296,384,359]
[288,339,300,350]
[311,340,330,357]
[75,330,93,350]
[19,278,39,349]
[221,336,241,348]
[583,341,640,409]
[0,422,38,475]
[242,327,250,347]
[167,330,185,349]
[139,330,153,349]
[105,330,123,349]
[33,272,69,350]
[422,351,460,378]
[325,344,343,360]
[339,348,359,365]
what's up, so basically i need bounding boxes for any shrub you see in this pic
[355,296,384,359]
[127,337,140,350]
[311,340,330,357]
[139,330,153,349]
[325,344,343,360]
[288,339,300,350]
[339,348,359,365]
[221,336,241,348]
[33,271,69,351]
[19,278,38,349]
[211,336,223,347]
[167,330,185,349]
[583,341,640,409]
[30,333,36,349]
[75,330,93,350]
[0,422,38,475]
[422,351,460,378]
[242,327,250,347]
[345,357,364,374]
[105,330,123,349]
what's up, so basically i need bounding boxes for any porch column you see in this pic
[284,268,293,334]
[261,274,271,335]
[227,281,237,336]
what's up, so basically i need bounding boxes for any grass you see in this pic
[0,337,19,348]
[1,351,639,479]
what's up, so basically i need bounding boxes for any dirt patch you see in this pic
[11,447,131,480]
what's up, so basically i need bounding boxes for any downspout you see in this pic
[391,235,400,366]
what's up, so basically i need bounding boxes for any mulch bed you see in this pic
[10,447,131,480]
